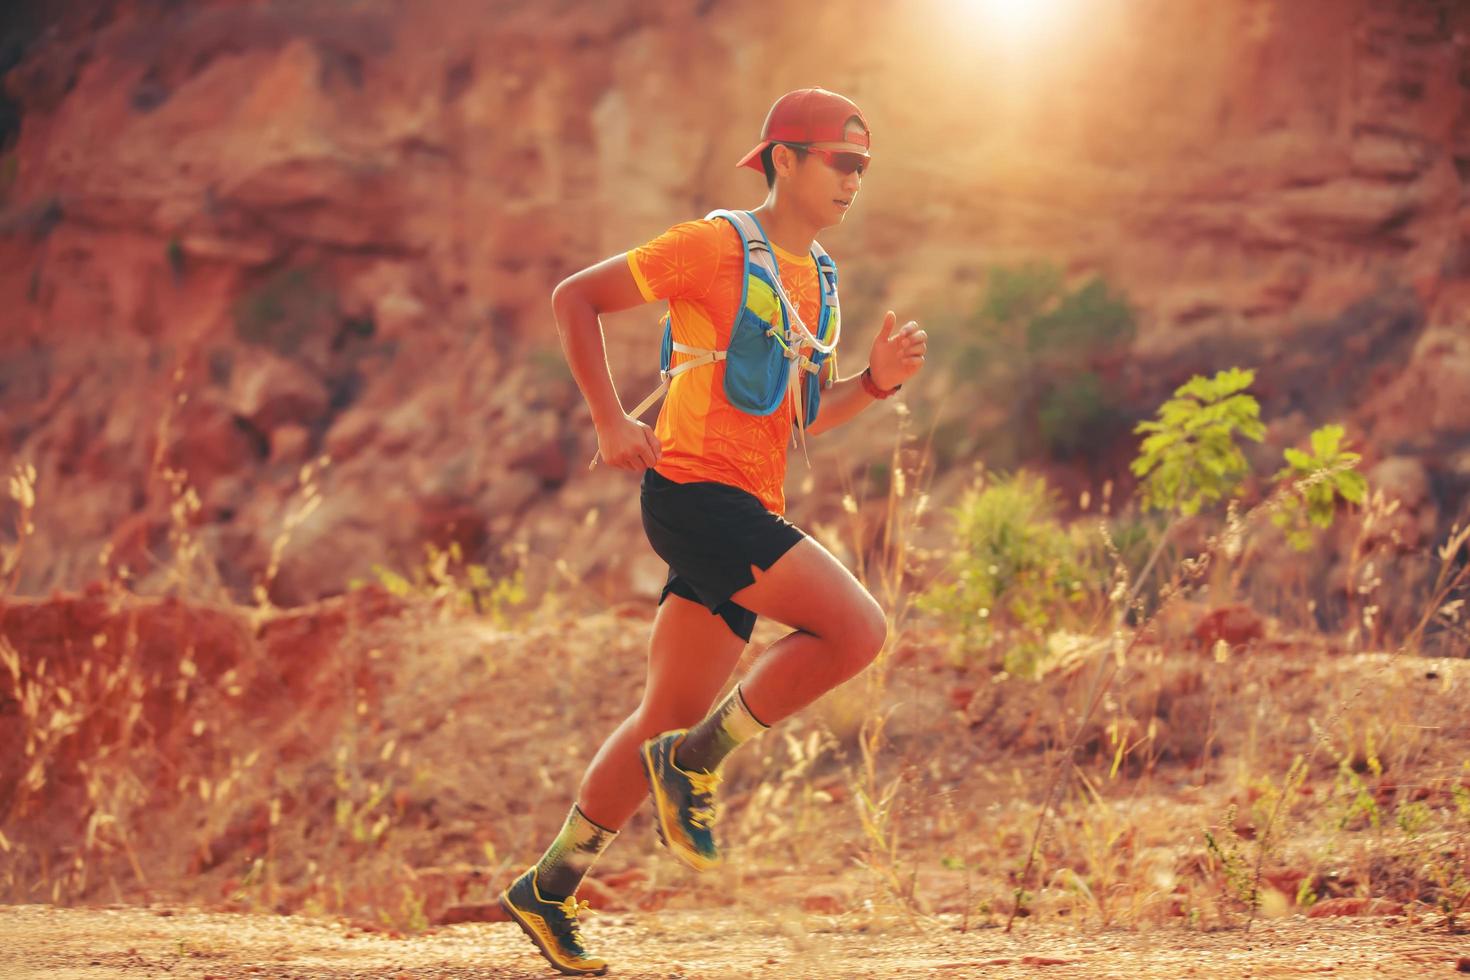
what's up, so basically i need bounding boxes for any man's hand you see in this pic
[865,310,927,391]
[594,414,663,471]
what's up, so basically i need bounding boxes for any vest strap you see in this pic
[587,347,725,469]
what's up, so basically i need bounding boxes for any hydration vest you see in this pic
[625,209,842,455]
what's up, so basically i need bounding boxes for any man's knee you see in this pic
[837,594,888,674]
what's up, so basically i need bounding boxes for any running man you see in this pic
[500,87,928,976]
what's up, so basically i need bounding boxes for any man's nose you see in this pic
[842,170,862,193]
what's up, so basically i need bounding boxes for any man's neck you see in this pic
[751,197,819,257]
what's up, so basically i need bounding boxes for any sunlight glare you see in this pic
[959,0,1073,44]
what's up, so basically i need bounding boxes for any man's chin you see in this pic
[803,201,853,232]
[819,205,850,229]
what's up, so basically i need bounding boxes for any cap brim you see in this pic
[735,140,771,172]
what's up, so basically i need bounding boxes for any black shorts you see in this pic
[640,467,807,642]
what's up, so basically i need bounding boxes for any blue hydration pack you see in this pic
[628,209,842,439]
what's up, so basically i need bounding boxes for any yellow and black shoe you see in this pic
[640,730,721,871]
[499,867,608,977]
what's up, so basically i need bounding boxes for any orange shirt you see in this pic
[627,217,828,515]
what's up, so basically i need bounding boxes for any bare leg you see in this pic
[634,536,887,871]
[576,592,747,829]
[726,537,887,726]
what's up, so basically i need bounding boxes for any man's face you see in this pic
[776,121,870,229]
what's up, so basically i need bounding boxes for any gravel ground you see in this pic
[1,904,1466,979]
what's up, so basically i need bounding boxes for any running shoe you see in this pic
[499,866,607,976]
[640,730,721,871]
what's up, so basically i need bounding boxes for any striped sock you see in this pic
[533,804,617,901]
[675,685,769,773]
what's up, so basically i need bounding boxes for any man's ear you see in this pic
[772,144,798,179]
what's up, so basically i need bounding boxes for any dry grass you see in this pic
[1,394,1467,941]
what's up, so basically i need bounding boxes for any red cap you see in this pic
[736,88,871,172]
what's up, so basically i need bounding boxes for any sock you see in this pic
[533,804,617,901]
[675,685,769,773]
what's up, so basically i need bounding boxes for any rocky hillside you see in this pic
[1,0,1467,604]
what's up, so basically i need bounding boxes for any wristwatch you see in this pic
[860,366,902,399]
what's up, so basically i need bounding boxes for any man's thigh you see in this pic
[641,590,748,716]
[728,537,882,636]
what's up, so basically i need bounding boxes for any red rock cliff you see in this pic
[1,0,1467,602]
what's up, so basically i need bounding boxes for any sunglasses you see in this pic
[779,142,870,176]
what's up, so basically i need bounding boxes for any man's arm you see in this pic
[805,311,927,438]
[804,372,882,438]
[551,254,663,471]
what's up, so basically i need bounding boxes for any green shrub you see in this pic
[234,267,337,356]
[1026,275,1135,353]
[1039,372,1119,459]
[918,472,1090,676]
[1131,367,1264,516]
[1270,424,1366,550]
[956,263,1135,462]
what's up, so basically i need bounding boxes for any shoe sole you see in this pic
[498,892,608,977]
[640,739,718,873]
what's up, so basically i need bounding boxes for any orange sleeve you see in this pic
[627,219,729,304]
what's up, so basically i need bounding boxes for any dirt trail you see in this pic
[1,904,1464,979]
